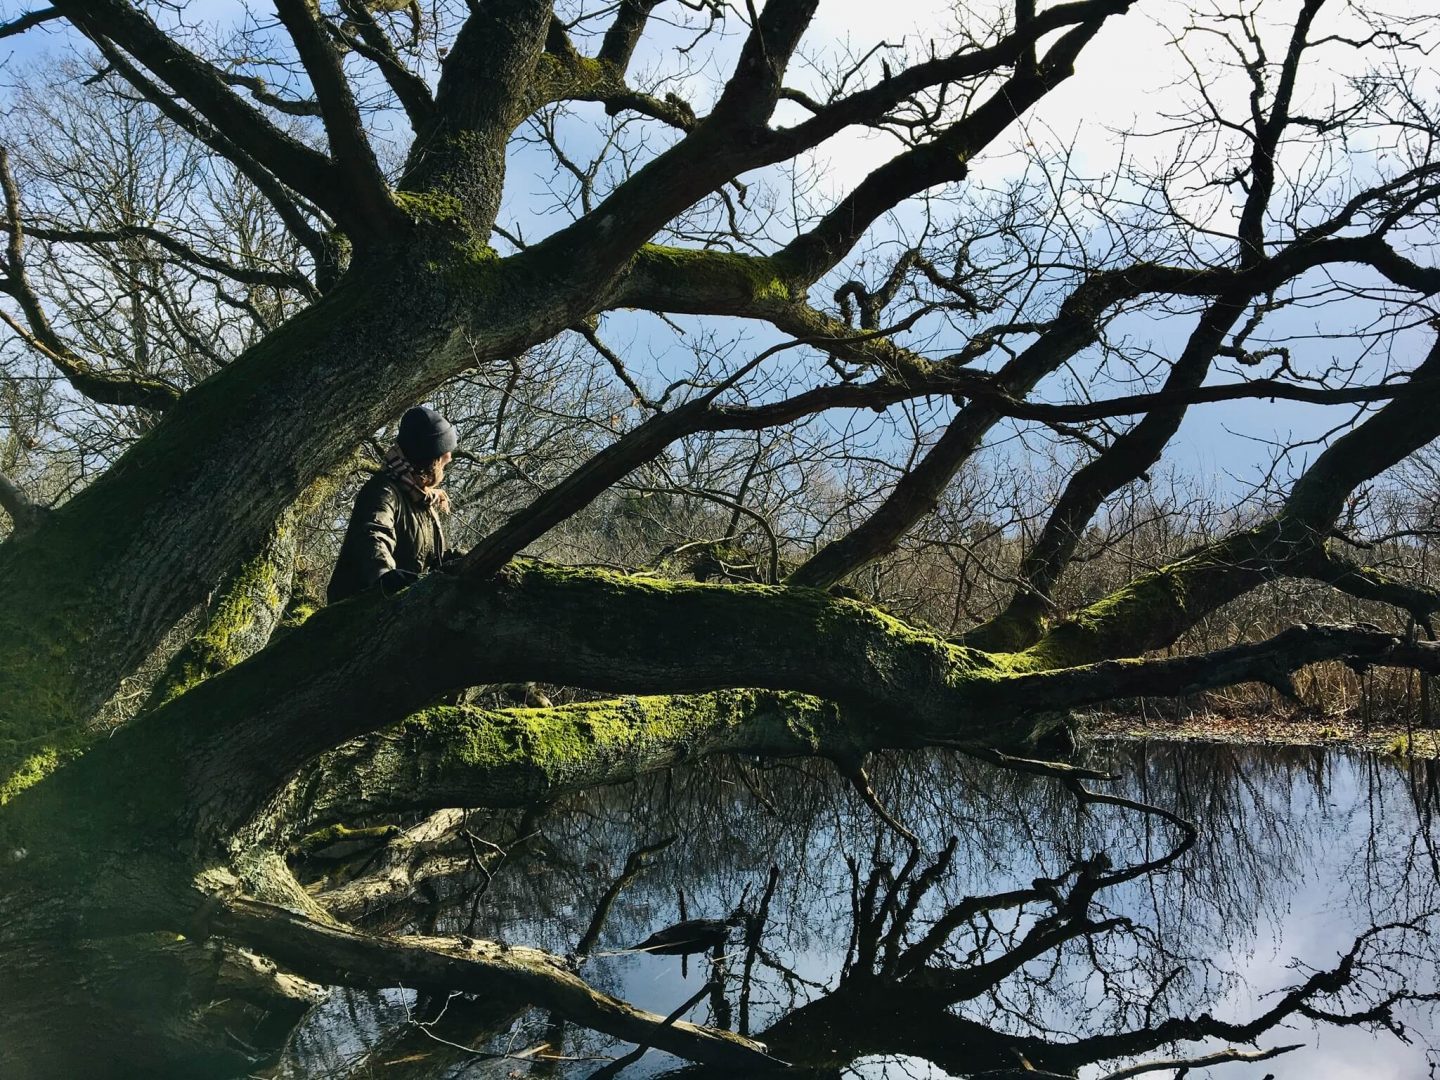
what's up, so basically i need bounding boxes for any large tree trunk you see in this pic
[0,235,602,797]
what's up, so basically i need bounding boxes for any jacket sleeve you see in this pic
[353,480,401,586]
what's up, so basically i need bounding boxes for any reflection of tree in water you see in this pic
[277,745,1440,1078]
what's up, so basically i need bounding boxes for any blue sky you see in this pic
[1,0,1434,499]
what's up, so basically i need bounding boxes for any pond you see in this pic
[276,742,1440,1078]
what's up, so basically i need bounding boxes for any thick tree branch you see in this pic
[1030,480,1422,671]
[455,326,919,579]
[766,0,1134,160]
[785,408,996,588]
[210,897,782,1071]
[280,621,1440,834]
[1236,0,1324,261]
[400,0,552,228]
[546,1,1139,294]
[775,14,1120,282]
[1298,549,1440,631]
[967,294,1249,650]
[32,550,1440,853]
[534,50,698,130]
[707,0,817,131]
[613,235,1440,373]
[273,0,405,238]
[140,508,302,713]
[278,613,1437,844]
[598,0,664,69]
[1285,335,1440,526]
[1003,334,1440,665]
[782,258,1181,588]
[279,691,848,830]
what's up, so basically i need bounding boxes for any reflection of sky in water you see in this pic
[279,744,1439,1078]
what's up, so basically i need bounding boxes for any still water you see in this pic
[278,742,1440,1078]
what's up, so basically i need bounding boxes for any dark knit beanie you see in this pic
[398,406,458,463]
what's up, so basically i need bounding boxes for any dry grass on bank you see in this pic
[1080,676,1440,759]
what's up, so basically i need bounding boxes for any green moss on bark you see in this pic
[292,822,401,855]
[302,689,860,819]
[1019,524,1287,670]
[634,245,797,305]
[145,522,296,713]
[0,741,75,805]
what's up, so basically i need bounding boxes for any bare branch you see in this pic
[89,38,340,284]
[0,145,181,410]
[53,1,354,229]
[273,0,405,237]
[333,0,435,131]
[0,6,58,40]
[2,219,319,300]
[215,70,322,117]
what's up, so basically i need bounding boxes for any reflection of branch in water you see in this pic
[575,835,678,963]
[1061,777,1199,884]
[587,980,717,1080]
[217,897,780,1074]
[1405,757,1440,882]
[844,760,919,847]
[1094,1042,1302,1079]
[535,835,680,1077]
[739,865,780,1037]
[732,785,1436,1079]
[733,757,781,815]
[942,741,1114,782]
[290,747,1438,1079]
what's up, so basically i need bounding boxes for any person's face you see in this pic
[433,450,453,485]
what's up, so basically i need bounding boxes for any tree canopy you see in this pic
[1,0,1439,1075]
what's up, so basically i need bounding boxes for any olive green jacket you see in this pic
[327,474,446,603]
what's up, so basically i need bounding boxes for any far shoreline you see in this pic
[1081,710,1440,759]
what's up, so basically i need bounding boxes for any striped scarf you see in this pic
[383,445,450,514]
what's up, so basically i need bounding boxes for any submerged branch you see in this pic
[210,897,783,1072]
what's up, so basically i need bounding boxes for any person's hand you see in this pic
[380,568,419,595]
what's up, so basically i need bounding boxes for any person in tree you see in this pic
[327,405,457,603]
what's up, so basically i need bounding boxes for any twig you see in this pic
[1063,778,1199,884]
